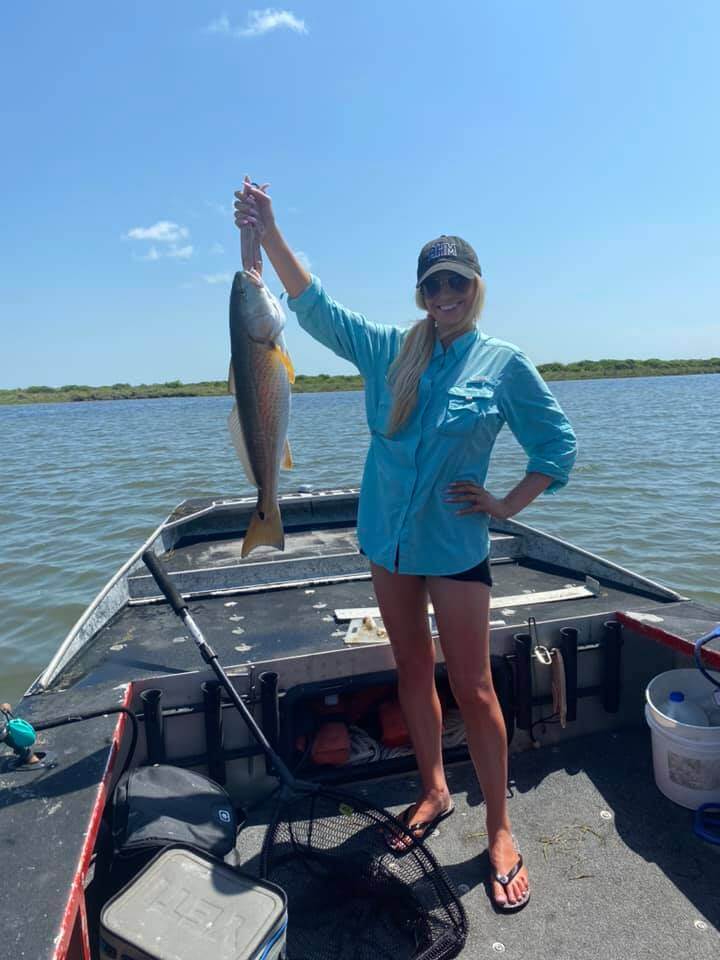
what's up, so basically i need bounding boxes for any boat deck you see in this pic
[51,527,674,693]
[5,493,718,958]
[231,727,720,959]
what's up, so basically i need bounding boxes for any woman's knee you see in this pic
[449,674,497,712]
[392,638,436,683]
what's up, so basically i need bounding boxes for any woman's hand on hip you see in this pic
[234,176,275,238]
[445,481,513,520]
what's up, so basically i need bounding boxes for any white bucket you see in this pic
[645,668,720,809]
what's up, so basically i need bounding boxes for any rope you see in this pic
[344,710,469,765]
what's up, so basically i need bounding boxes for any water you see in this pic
[2,375,719,704]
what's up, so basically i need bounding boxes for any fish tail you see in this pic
[241,503,284,557]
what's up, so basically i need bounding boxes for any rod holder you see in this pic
[513,633,533,731]
[558,626,579,722]
[202,680,226,785]
[602,619,624,713]
[259,672,280,775]
[140,688,165,764]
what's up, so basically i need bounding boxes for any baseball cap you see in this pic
[416,235,482,287]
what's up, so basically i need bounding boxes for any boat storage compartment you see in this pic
[278,659,515,780]
[100,846,287,960]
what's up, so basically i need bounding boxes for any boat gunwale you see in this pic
[29,514,173,694]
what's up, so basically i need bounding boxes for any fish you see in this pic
[228,223,294,557]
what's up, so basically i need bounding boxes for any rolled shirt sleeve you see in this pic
[287,275,397,379]
[497,352,577,493]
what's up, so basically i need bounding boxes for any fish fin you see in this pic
[227,403,258,487]
[228,360,235,394]
[282,438,293,469]
[242,504,284,557]
[275,345,296,384]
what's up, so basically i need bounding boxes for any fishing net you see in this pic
[260,785,467,960]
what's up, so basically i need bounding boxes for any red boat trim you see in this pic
[616,611,720,671]
[52,682,134,960]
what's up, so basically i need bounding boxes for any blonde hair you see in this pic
[386,276,485,435]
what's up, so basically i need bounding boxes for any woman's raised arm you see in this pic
[234,178,310,298]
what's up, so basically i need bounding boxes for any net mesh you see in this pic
[260,785,467,960]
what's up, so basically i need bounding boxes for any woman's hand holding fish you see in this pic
[234,177,275,238]
[445,482,513,519]
[234,176,310,299]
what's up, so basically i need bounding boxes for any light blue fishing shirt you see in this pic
[288,275,577,576]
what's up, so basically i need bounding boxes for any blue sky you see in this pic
[1,1,718,388]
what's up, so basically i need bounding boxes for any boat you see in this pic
[1,488,719,959]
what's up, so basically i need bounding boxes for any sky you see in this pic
[1,1,718,388]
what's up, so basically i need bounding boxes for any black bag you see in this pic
[112,764,241,860]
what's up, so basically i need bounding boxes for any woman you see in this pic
[234,179,577,912]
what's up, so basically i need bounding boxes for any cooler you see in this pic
[99,846,287,960]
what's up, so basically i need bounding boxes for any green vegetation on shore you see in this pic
[2,359,718,405]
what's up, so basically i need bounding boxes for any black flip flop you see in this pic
[491,849,531,913]
[385,803,455,854]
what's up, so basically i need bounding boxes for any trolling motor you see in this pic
[0,703,40,769]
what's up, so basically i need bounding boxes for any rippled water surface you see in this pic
[2,375,718,702]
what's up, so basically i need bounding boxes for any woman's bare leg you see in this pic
[371,562,451,849]
[427,575,530,907]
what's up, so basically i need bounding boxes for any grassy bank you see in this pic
[2,360,718,405]
[0,374,364,405]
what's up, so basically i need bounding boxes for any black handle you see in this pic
[142,550,187,615]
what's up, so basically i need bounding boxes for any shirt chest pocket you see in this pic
[438,384,500,436]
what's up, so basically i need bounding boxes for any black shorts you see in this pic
[441,556,493,586]
[365,550,493,586]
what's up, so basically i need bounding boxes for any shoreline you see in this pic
[1,362,718,405]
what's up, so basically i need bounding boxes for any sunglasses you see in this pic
[421,273,472,298]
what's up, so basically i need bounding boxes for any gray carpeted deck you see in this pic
[231,728,719,959]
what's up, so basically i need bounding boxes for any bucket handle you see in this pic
[694,625,720,691]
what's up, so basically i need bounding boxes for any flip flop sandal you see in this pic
[491,845,531,913]
[385,803,455,853]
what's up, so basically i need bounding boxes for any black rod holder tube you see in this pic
[558,626,579,722]
[602,619,624,713]
[201,681,226,785]
[140,688,165,763]
[259,672,280,775]
[513,633,533,730]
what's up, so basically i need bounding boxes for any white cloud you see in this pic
[294,250,312,270]
[210,242,225,255]
[206,9,308,39]
[203,273,233,285]
[240,9,307,36]
[124,221,193,262]
[125,221,189,243]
